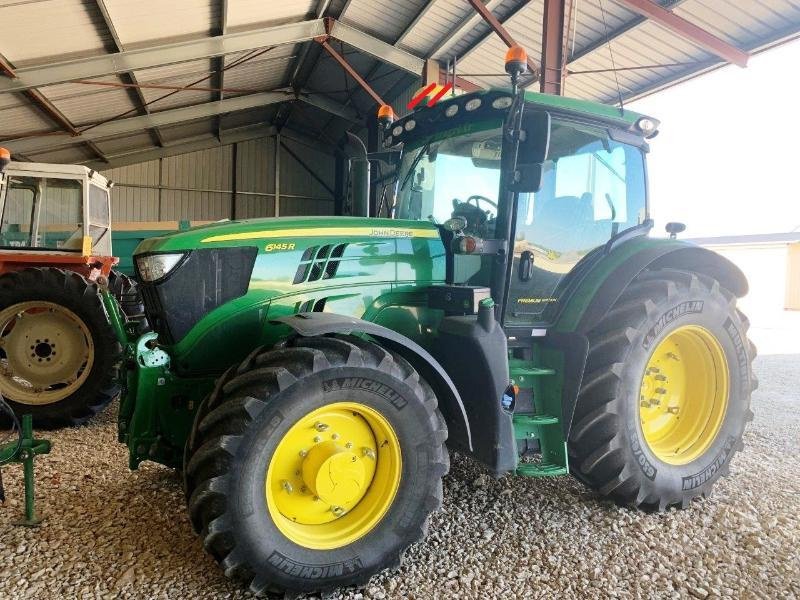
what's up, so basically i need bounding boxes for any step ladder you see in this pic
[509,359,568,477]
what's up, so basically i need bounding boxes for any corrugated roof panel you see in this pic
[0,0,110,66]
[39,79,139,127]
[0,101,57,138]
[341,0,428,44]
[227,0,316,31]
[133,59,215,111]
[675,0,800,49]
[102,0,216,47]
[398,0,474,56]
[222,45,299,96]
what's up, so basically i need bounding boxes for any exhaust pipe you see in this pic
[345,132,370,217]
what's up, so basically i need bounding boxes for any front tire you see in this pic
[568,268,756,510]
[184,335,449,595]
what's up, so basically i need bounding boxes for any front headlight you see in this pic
[136,252,186,282]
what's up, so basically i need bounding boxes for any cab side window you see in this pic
[506,121,647,324]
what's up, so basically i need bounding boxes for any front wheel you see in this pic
[184,335,448,595]
[568,268,756,510]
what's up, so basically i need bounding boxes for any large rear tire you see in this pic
[0,268,120,428]
[184,335,448,595]
[568,268,756,510]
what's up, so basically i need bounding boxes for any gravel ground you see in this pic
[1,354,798,600]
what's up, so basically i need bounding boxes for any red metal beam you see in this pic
[318,39,387,106]
[613,0,749,67]
[540,0,566,94]
[466,0,539,78]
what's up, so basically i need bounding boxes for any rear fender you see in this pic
[272,312,473,454]
[554,238,748,437]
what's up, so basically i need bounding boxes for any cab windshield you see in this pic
[394,126,503,238]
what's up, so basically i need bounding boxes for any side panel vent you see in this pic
[293,243,348,284]
[295,297,327,313]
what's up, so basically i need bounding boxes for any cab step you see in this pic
[516,461,568,477]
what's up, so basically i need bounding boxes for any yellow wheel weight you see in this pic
[639,325,729,465]
[265,402,402,549]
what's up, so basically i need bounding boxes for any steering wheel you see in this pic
[465,194,497,211]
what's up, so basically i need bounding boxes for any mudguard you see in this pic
[552,237,748,437]
[272,312,473,453]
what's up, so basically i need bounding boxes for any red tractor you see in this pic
[0,148,139,427]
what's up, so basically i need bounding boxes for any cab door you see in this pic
[505,119,648,326]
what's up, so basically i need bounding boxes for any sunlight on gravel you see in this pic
[0,354,798,599]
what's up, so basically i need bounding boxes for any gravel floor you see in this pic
[1,354,798,599]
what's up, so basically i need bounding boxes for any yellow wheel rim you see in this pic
[0,301,95,405]
[265,402,402,550]
[639,325,729,465]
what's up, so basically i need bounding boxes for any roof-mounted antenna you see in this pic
[598,0,625,115]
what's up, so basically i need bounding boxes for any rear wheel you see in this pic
[184,335,448,595]
[568,268,756,510]
[0,268,120,427]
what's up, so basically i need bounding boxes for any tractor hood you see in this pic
[133,216,442,254]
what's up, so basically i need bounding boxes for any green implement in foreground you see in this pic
[109,85,756,595]
[0,414,51,525]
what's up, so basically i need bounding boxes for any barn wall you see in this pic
[101,135,335,223]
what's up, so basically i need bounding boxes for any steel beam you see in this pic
[7,90,356,156]
[465,0,539,77]
[613,0,749,67]
[319,40,386,106]
[6,92,293,155]
[328,20,425,74]
[0,19,327,94]
[540,0,566,94]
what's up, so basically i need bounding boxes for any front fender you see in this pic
[272,312,473,453]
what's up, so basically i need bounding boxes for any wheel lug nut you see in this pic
[345,442,353,449]
[313,436,322,443]
[331,505,344,516]
[655,387,667,395]
[654,374,667,381]
[666,407,679,414]
[299,449,308,457]
[281,480,293,494]
[362,448,376,460]
[314,422,329,432]
[331,433,339,440]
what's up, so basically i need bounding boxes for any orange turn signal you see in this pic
[0,147,10,172]
[377,104,395,125]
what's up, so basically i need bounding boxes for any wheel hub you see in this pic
[639,325,729,465]
[302,440,366,507]
[266,402,401,549]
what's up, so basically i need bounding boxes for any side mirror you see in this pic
[665,222,686,239]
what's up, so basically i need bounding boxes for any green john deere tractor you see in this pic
[104,83,756,594]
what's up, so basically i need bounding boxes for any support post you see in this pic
[367,119,379,217]
[541,0,566,95]
[230,142,238,220]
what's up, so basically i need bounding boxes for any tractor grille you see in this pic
[137,247,257,344]
[293,244,348,284]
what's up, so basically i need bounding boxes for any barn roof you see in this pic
[1,0,799,168]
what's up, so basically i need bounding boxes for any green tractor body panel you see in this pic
[114,86,743,475]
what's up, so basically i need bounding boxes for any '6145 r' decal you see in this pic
[643,301,704,350]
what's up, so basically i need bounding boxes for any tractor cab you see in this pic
[386,87,657,327]
[0,160,113,260]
